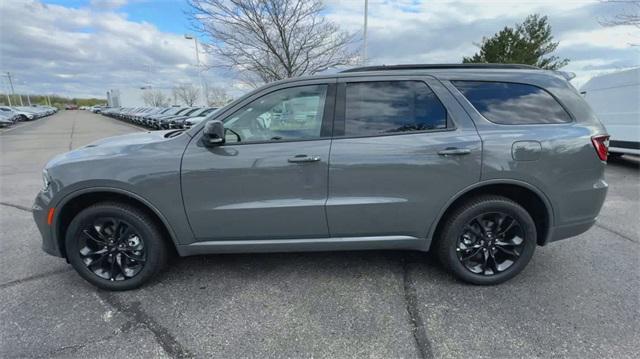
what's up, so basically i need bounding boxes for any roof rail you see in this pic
[340,63,540,73]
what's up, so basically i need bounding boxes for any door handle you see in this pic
[437,148,471,156]
[288,154,321,163]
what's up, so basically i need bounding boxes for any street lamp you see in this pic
[184,34,207,105]
[363,0,368,65]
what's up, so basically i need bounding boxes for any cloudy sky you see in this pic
[0,0,638,99]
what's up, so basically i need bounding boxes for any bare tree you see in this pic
[173,84,200,106]
[141,89,169,107]
[187,0,359,85]
[205,86,233,107]
[600,0,640,28]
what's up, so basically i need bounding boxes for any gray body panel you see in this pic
[326,76,481,242]
[34,131,196,255]
[440,71,607,236]
[33,67,608,258]
[181,139,331,240]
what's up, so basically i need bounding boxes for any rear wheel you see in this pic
[65,202,168,290]
[435,196,536,285]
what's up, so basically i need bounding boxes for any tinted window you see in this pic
[224,85,327,143]
[452,81,572,124]
[345,81,447,136]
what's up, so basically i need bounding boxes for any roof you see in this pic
[340,63,540,73]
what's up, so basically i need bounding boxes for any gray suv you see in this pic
[33,64,609,290]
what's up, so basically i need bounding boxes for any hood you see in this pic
[46,130,186,168]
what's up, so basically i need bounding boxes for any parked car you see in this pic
[158,107,200,129]
[145,107,189,129]
[174,107,218,129]
[581,67,639,157]
[35,64,609,290]
[0,106,36,121]
[0,112,16,127]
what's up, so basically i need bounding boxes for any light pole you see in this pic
[3,78,11,106]
[5,72,23,106]
[363,0,368,65]
[184,34,207,105]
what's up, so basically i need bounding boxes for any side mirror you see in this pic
[202,120,225,146]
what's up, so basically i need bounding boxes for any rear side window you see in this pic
[452,81,572,124]
[345,81,447,136]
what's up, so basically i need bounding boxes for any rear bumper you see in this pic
[545,218,597,244]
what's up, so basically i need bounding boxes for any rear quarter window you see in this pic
[452,81,572,124]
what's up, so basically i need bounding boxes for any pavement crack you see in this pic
[39,331,121,358]
[98,292,193,358]
[68,116,77,150]
[595,222,638,244]
[0,268,72,290]
[402,257,434,359]
[0,201,32,212]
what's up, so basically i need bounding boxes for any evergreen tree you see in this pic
[463,14,569,70]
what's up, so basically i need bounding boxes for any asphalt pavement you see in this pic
[0,111,638,358]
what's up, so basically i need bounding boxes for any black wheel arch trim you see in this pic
[424,179,555,250]
[50,186,183,257]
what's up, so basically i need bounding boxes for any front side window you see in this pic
[452,81,572,124]
[224,85,327,143]
[344,81,447,136]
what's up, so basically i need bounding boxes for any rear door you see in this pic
[326,75,482,239]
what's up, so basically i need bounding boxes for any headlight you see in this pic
[42,169,51,189]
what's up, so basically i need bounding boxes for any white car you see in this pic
[581,68,640,156]
[0,106,35,121]
[0,112,16,127]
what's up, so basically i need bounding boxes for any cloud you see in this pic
[326,0,639,82]
[90,0,128,11]
[0,0,225,98]
[0,0,637,98]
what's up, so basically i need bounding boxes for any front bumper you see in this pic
[33,190,63,257]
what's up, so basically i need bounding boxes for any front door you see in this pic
[182,82,335,240]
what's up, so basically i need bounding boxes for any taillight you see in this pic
[591,135,610,161]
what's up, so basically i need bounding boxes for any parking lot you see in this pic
[0,110,638,358]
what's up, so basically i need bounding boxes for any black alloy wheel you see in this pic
[436,196,537,285]
[78,217,146,281]
[456,212,525,276]
[66,202,168,290]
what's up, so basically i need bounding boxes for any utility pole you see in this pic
[6,72,23,106]
[363,0,368,65]
[185,34,207,105]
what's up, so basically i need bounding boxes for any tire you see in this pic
[435,195,537,285]
[65,202,168,290]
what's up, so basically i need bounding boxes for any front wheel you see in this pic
[65,202,168,290]
[435,196,537,285]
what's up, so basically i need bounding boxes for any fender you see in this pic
[422,178,556,250]
[51,186,184,254]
